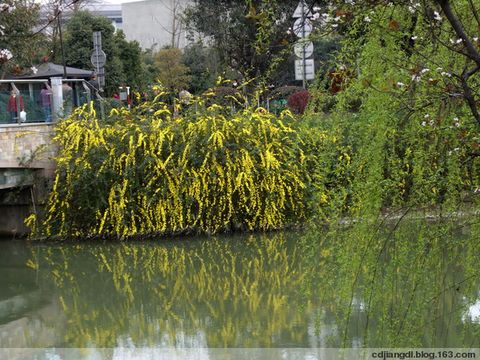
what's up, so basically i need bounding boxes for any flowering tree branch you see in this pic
[435,0,480,65]
[434,0,480,126]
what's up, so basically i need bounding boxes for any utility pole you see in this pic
[57,1,67,78]
[301,1,306,89]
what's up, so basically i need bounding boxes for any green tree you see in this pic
[311,0,480,127]
[0,0,48,78]
[184,0,301,85]
[139,48,159,91]
[305,0,480,218]
[61,12,154,95]
[62,11,124,95]
[113,30,143,91]
[154,47,191,92]
[182,42,219,93]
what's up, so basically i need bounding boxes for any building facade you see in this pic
[121,0,193,50]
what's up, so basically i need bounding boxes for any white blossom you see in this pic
[420,68,430,74]
[31,66,38,74]
[421,121,427,126]
[320,13,332,25]
[411,36,418,40]
[397,82,405,87]
[473,37,479,42]
[0,3,15,12]
[433,11,442,21]
[0,48,13,60]
[424,114,430,119]
[311,13,320,20]
[364,16,371,23]
[408,2,420,13]
[441,71,452,77]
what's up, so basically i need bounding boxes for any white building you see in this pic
[121,0,193,50]
[39,3,123,31]
[87,3,123,31]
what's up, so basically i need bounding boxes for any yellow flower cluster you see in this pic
[36,98,314,238]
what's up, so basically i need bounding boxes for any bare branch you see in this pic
[436,0,480,66]
[467,0,480,28]
[31,0,83,38]
[460,65,480,126]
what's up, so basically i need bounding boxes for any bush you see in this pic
[34,98,316,239]
[287,90,310,115]
[203,86,245,108]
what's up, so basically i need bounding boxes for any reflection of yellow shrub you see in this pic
[36,233,314,347]
[37,97,315,238]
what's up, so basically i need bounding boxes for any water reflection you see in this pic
[0,225,479,351]
[34,235,317,348]
[463,297,480,323]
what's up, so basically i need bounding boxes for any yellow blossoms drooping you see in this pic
[34,96,322,239]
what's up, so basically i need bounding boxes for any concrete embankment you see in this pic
[0,123,56,237]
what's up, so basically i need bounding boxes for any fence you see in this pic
[0,78,96,125]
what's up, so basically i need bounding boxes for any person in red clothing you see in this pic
[7,90,24,123]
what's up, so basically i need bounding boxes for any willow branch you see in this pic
[436,0,480,66]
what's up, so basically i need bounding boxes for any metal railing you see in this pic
[0,78,98,126]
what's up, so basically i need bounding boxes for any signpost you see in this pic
[292,0,315,87]
[91,31,106,90]
[294,40,314,59]
[294,59,315,80]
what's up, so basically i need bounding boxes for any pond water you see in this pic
[0,223,479,358]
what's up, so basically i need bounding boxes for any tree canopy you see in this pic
[155,47,191,92]
[0,0,47,78]
[303,0,480,219]
[310,0,480,127]
[61,11,145,95]
[185,0,302,85]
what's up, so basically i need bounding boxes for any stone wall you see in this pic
[0,123,56,170]
[0,123,57,237]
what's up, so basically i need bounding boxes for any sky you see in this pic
[105,0,142,4]
[103,0,144,3]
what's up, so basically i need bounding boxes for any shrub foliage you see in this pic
[34,97,314,238]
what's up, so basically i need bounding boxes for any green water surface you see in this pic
[0,224,479,351]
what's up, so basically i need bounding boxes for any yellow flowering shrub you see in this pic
[35,97,316,239]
